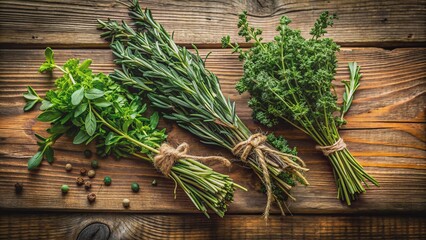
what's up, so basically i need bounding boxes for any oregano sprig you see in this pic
[223,11,378,205]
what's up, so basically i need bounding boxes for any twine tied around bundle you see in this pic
[315,138,347,156]
[232,133,309,218]
[153,142,231,177]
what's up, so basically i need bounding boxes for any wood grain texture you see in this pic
[0,48,425,214]
[0,0,425,47]
[0,213,425,240]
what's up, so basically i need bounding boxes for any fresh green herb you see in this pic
[23,86,43,111]
[222,11,379,205]
[23,48,245,218]
[340,62,361,125]
[98,0,308,217]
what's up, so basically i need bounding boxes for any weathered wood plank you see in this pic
[0,0,425,47]
[0,48,425,214]
[0,213,425,240]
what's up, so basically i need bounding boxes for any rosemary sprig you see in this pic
[340,62,361,124]
[23,48,245,218]
[98,0,308,217]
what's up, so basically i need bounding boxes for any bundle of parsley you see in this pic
[98,0,309,217]
[23,48,245,218]
[222,12,379,204]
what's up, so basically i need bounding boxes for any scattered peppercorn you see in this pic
[131,182,140,193]
[15,182,23,193]
[76,177,85,186]
[84,181,92,190]
[91,160,99,169]
[88,170,96,178]
[122,198,130,208]
[87,192,96,203]
[83,149,92,158]
[61,185,69,194]
[80,168,87,176]
[65,163,72,171]
[104,176,112,186]
[151,179,157,186]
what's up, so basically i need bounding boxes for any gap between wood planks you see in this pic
[1,42,426,50]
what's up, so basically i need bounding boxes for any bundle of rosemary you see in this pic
[98,0,308,217]
[23,48,245,218]
[222,12,379,204]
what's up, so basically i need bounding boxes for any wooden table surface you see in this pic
[0,0,425,239]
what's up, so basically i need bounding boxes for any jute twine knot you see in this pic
[232,133,267,162]
[232,133,272,219]
[316,138,347,156]
[232,133,309,219]
[153,142,231,177]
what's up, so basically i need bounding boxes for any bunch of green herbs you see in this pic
[98,0,308,217]
[23,48,245,218]
[222,11,378,205]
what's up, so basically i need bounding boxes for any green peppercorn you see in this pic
[91,160,99,169]
[83,149,92,158]
[131,182,140,192]
[151,179,157,186]
[104,176,112,186]
[61,185,69,194]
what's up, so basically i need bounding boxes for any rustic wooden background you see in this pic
[0,0,425,239]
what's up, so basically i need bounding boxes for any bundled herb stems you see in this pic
[98,0,309,217]
[222,12,379,204]
[23,48,245,218]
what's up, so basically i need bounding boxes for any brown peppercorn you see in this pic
[80,168,87,176]
[76,177,85,186]
[87,170,96,178]
[65,163,72,171]
[84,181,92,190]
[87,192,96,203]
[15,182,23,193]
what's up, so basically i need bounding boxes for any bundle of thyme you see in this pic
[222,12,379,204]
[23,48,245,218]
[98,0,309,217]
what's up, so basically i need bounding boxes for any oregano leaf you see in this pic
[71,87,85,105]
[85,109,96,136]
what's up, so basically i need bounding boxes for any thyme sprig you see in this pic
[222,11,379,205]
[23,48,245,218]
[98,0,308,217]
